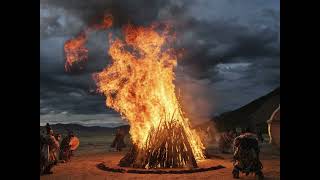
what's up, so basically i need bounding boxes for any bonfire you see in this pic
[64,16,206,169]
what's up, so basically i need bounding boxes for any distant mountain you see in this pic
[40,123,130,135]
[41,87,279,134]
[211,87,280,132]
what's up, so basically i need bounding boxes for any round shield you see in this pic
[69,136,80,150]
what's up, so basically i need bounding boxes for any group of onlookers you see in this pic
[40,123,78,175]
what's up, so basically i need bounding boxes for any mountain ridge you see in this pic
[212,87,280,132]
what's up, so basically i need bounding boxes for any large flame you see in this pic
[94,23,205,161]
[64,15,113,72]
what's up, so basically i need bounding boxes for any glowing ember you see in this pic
[93,23,205,167]
[64,15,113,72]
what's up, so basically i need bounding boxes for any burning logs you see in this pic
[119,119,200,169]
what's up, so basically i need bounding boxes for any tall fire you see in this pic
[65,16,206,169]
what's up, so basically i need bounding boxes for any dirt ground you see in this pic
[40,139,280,180]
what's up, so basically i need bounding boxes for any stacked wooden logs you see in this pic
[119,115,199,168]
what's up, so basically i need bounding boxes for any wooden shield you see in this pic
[69,136,80,150]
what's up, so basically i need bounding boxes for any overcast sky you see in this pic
[40,0,279,127]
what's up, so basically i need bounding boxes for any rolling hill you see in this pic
[210,87,280,132]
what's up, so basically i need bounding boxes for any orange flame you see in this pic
[64,15,113,72]
[94,23,205,160]
[64,31,88,72]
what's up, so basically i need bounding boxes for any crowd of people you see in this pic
[40,123,79,175]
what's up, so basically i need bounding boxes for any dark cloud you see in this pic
[40,0,279,126]
[40,0,188,38]
[175,18,279,78]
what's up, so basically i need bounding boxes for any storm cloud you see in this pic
[40,0,280,126]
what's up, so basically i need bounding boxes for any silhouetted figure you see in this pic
[257,130,264,143]
[40,132,51,175]
[234,128,241,137]
[45,123,51,134]
[54,133,62,162]
[219,129,236,153]
[40,125,60,175]
[111,128,126,151]
[60,131,79,162]
[232,131,263,179]
[47,130,60,165]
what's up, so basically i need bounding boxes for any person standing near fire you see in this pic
[111,128,126,151]
[60,131,79,162]
[47,129,60,165]
[40,131,50,175]
[40,123,60,175]
[232,128,264,179]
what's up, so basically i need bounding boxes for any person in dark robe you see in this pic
[232,130,264,179]
[40,132,51,175]
[111,128,126,151]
